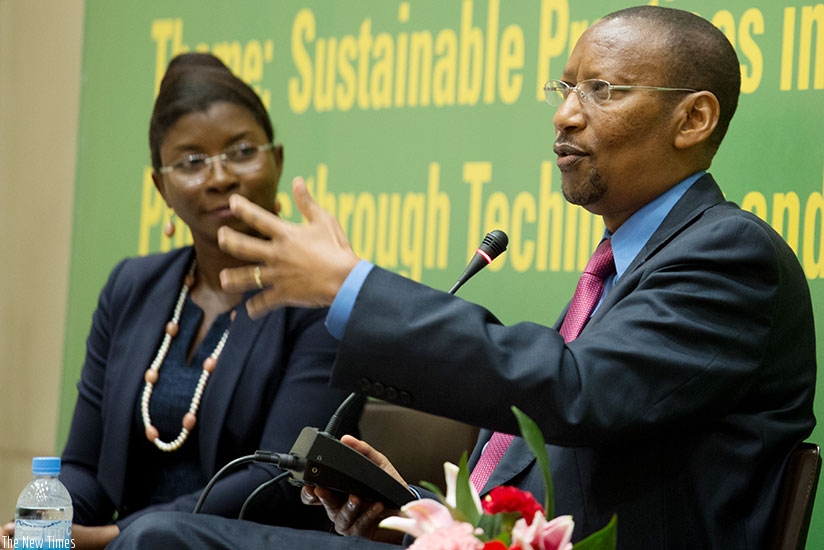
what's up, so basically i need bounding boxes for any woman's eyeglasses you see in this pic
[159,142,274,187]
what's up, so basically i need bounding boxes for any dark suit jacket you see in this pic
[331,175,817,549]
[60,247,353,530]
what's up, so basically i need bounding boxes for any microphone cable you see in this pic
[238,470,292,520]
[324,392,366,438]
[192,451,305,514]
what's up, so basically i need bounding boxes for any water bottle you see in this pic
[14,457,73,549]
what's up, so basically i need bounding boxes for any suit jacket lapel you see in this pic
[197,299,265,473]
[623,174,725,278]
[589,174,725,321]
[552,176,722,330]
[100,249,192,506]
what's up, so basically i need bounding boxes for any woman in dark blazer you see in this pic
[31,53,353,549]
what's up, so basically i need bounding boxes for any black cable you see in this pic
[238,470,292,520]
[324,393,366,437]
[193,451,303,514]
[193,455,255,514]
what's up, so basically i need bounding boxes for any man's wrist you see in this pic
[325,260,375,339]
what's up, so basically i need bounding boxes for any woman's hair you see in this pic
[149,52,274,170]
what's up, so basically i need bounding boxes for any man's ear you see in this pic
[673,91,720,150]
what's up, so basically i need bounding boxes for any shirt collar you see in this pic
[608,171,705,280]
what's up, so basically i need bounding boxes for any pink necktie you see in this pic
[469,239,615,492]
[558,239,615,343]
[469,432,514,491]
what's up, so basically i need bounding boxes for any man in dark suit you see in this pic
[108,5,815,549]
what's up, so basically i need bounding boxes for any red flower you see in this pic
[482,487,544,526]
[482,542,510,550]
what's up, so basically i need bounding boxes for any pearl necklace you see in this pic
[140,260,231,452]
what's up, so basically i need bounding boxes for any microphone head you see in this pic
[479,230,508,260]
[448,229,508,295]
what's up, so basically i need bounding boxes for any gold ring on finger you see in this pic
[253,265,264,289]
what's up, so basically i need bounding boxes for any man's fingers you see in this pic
[219,264,262,295]
[301,486,322,506]
[218,224,278,299]
[218,226,271,264]
[292,177,350,249]
[217,177,355,314]
[340,436,390,469]
[340,436,385,464]
[332,494,370,533]
[228,194,282,237]
[357,500,387,531]
[313,485,342,507]
[314,486,349,523]
[243,289,288,319]
[339,435,408,488]
[292,176,322,223]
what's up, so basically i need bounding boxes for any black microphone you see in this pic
[448,229,509,294]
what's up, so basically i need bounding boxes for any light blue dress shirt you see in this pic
[325,172,705,339]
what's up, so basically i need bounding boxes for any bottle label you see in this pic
[13,520,73,549]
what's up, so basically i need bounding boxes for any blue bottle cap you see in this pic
[32,456,61,476]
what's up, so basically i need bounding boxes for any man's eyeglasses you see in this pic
[544,79,697,107]
[159,142,274,187]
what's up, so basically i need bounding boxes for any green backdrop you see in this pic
[62,0,824,543]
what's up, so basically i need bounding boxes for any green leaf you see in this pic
[419,481,471,523]
[477,511,519,544]
[512,406,555,518]
[418,481,446,503]
[455,452,481,525]
[572,515,618,550]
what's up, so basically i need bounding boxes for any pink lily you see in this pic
[380,498,458,538]
[511,512,575,550]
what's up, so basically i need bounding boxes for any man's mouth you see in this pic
[554,142,588,169]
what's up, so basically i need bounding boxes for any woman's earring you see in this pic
[163,212,176,238]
